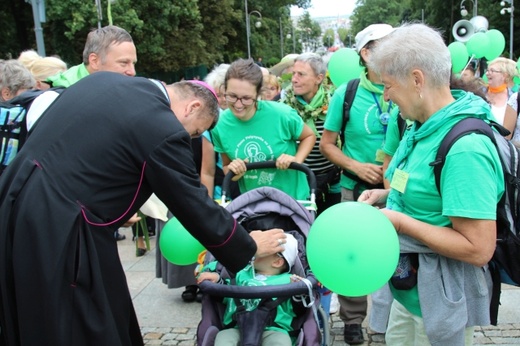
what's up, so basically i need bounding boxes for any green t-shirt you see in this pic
[220,264,296,334]
[212,101,309,200]
[386,90,504,316]
[323,75,391,190]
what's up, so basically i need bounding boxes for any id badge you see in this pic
[390,168,409,193]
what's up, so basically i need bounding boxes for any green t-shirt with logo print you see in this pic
[212,100,309,200]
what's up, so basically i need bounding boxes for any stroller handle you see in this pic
[221,161,317,201]
[198,275,318,299]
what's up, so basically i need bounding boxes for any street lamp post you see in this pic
[460,0,478,17]
[279,18,292,58]
[280,17,284,58]
[501,0,515,58]
[292,26,296,53]
[28,0,46,56]
[245,0,262,59]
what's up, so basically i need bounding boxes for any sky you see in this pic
[290,0,356,18]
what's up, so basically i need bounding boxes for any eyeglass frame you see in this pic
[486,68,503,74]
[224,93,257,106]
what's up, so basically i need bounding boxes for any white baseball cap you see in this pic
[280,233,298,272]
[355,24,395,53]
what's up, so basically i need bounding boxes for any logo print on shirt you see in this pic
[235,136,275,185]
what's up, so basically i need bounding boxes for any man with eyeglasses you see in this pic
[319,24,395,345]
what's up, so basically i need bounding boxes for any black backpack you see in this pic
[430,117,520,325]
[341,78,408,144]
[0,102,28,175]
[0,88,65,175]
[341,78,397,197]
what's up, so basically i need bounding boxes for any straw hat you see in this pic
[269,54,299,76]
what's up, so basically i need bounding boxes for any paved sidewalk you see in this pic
[118,228,520,345]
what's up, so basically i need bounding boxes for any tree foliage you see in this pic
[349,0,519,59]
[3,0,518,74]
[1,0,310,74]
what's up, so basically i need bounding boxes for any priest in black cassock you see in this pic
[0,72,287,346]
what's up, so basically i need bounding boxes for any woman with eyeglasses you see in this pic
[211,58,315,200]
[485,57,518,134]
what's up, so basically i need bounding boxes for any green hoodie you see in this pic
[46,63,90,88]
[385,89,504,324]
[387,89,496,180]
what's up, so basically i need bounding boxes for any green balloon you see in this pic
[484,29,506,61]
[159,217,205,265]
[465,32,490,59]
[328,48,362,87]
[448,42,469,73]
[307,202,399,297]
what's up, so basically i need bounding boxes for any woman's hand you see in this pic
[228,158,249,181]
[276,154,296,170]
[249,228,287,258]
[122,213,142,227]
[358,188,390,206]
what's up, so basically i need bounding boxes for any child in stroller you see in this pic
[197,232,302,345]
[196,178,330,345]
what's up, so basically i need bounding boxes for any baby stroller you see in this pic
[197,162,330,346]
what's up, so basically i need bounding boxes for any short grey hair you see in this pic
[368,23,451,88]
[0,59,35,100]
[82,25,134,65]
[295,53,326,77]
[172,81,220,130]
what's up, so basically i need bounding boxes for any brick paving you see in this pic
[140,316,520,345]
[119,228,520,346]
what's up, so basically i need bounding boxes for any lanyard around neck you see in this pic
[371,92,392,133]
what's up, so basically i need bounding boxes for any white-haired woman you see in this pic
[361,23,504,345]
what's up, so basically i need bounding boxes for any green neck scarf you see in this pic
[283,85,331,136]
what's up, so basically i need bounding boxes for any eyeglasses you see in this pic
[225,94,256,106]
[487,68,503,74]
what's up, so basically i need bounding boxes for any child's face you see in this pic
[253,253,286,274]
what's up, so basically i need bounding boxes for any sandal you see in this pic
[181,285,198,302]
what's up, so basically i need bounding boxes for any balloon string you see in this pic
[460,54,476,75]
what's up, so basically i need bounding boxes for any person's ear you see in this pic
[272,256,285,269]
[411,69,425,95]
[186,100,202,117]
[88,53,101,71]
[316,73,325,85]
[1,87,12,101]
[360,47,370,62]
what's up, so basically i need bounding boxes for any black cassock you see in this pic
[0,72,256,345]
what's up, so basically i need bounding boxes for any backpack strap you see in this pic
[340,78,360,146]
[397,113,409,140]
[429,118,501,195]
[517,92,520,116]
